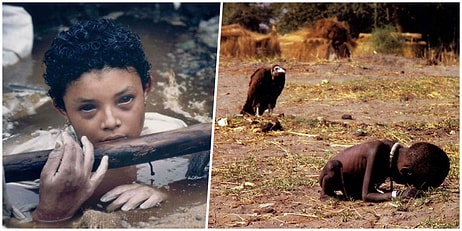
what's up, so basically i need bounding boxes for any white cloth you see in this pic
[141,112,187,135]
[3,5,33,66]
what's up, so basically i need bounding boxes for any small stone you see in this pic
[341,114,353,120]
[120,220,131,228]
[217,117,228,126]
[354,130,367,136]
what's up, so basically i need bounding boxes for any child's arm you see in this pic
[361,153,393,202]
[361,152,419,202]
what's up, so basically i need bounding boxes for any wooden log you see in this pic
[3,123,212,182]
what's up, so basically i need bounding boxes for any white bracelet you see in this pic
[392,190,397,198]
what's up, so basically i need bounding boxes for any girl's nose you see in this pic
[101,107,121,130]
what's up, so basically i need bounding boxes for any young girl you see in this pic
[26,18,186,222]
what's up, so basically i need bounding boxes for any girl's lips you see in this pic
[101,135,127,142]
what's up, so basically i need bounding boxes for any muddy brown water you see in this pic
[3,7,218,228]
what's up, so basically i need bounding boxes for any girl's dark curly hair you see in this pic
[43,18,151,110]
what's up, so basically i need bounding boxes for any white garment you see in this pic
[141,112,187,135]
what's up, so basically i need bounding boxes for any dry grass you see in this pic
[212,114,459,228]
[285,76,459,102]
[220,20,457,63]
[214,115,459,177]
[210,65,459,228]
[220,24,281,59]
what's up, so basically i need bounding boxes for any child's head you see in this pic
[43,18,151,111]
[401,142,450,190]
[43,18,152,142]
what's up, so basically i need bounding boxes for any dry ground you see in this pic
[208,54,459,228]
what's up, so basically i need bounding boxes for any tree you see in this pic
[222,3,274,33]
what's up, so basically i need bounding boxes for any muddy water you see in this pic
[3,6,218,228]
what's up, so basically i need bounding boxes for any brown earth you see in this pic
[208,54,459,228]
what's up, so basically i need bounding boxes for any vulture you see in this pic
[240,64,286,116]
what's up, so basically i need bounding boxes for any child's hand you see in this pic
[395,186,420,199]
[402,186,420,198]
[32,133,108,222]
[100,183,166,212]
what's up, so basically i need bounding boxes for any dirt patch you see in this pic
[209,54,459,228]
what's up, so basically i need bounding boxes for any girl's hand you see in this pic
[100,183,166,212]
[32,133,108,222]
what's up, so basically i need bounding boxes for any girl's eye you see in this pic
[79,104,96,112]
[119,95,134,105]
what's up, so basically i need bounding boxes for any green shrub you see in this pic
[370,25,406,54]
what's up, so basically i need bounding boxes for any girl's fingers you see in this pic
[40,140,64,180]
[100,184,138,202]
[89,155,108,189]
[101,184,164,212]
[107,187,144,212]
[59,132,81,175]
[120,198,143,211]
[81,136,95,173]
[139,193,164,209]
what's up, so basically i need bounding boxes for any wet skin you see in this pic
[58,67,149,143]
[32,67,166,222]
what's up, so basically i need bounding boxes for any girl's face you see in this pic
[57,67,151,143]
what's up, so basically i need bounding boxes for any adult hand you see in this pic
[32,132,108,222]
[100,183,166,212]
